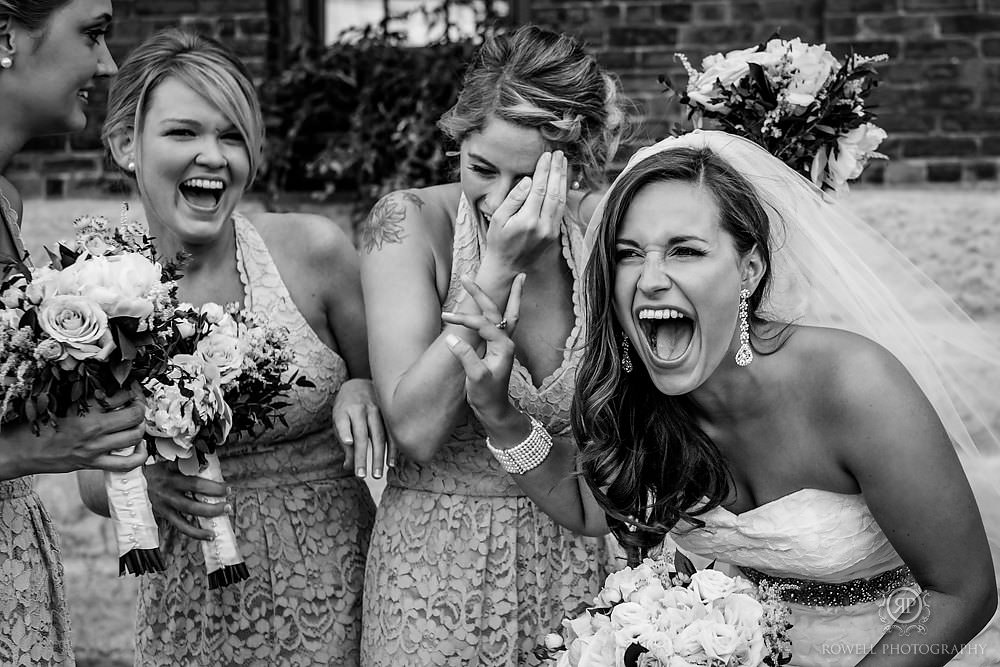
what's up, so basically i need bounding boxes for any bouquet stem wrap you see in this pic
[193,453,248,589]
[105,446,163,576]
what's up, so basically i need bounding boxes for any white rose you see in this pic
[719,592,764,630]
[543,633,564,650]
[175,317,197,340]
[688,569,738,603]
[699,46,757,88]
[746,38,790,70]
[783,38,839,107]
[37,294,115,362]
[575,625,617,667]
[692,616,743,663]
[563,613,599,643]
[597,562,655,606]
[660,586,702,609]
[673,622,707,660]
[196,331,245,385]
[636,629,676,662]
[615,621,660,650]
[610,601,653,630]
[827,123,888,190]
[628,578,667,607]
[200,302,228,325]
[25,266,61,304]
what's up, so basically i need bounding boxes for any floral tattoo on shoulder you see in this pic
[360,191,424,254]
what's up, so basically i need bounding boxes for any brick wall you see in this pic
[530,0,1000,185]
[6,0,275,198]
[8,0,1000,194]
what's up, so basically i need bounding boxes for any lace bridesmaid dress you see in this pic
[134,215,376,666]
[361,195,614,666]
[1,196,76,666]
[672,488,1000,666]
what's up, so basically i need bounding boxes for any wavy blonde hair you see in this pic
[102,28,264,186]
[438,25,629,190]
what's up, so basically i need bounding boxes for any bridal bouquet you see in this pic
[144,301,307,588]
[537,551,793,666]
[0,212,180,576]
[664,35,887,192]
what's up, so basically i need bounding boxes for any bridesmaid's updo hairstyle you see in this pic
[438,25,628,190]
[102,28,264,186]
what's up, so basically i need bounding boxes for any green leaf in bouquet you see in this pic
[24,397,37,423]
[57,242,78,269]
[112,324,138,361]
[623,643,650,667]
[70,379,84,403]
[111,360,132,386]
[674,548,697,578]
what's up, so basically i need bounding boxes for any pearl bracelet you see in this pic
[486,415,553,475]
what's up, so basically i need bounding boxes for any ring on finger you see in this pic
[496,318,508,330]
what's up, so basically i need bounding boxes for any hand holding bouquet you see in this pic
[665,35,887,192]
[1,213,180,575]
[538,551,793,666]
[144,301,309,588]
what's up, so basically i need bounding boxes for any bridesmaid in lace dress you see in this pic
[0,1,149,664]
[359,26,629,666]
[77,29,384,666]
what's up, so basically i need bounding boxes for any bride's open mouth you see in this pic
[179,177,226,210]
[637,307,695,363]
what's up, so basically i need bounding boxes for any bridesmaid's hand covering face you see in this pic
[460,116,568,273]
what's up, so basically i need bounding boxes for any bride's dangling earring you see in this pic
[735,288,753,367]
[621,334,633,373]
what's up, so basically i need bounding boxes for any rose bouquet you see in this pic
[537,551,793,667]
[664,35,887,192]
[144,301,308,589]
[0,213,180,576]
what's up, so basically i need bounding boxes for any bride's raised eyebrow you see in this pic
[616,235,707,245]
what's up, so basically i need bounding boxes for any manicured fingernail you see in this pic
[224,503,233,513]
[388,459,397,468]
[445,334,459,348]
[356,467,366,478]
[517,176,532,189]
[441,311,455,318]
[226,486,232,495]
[373,469,382,479]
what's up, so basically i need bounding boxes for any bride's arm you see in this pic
[828,339,995,666]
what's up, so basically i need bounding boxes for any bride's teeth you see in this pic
[639,308,686,320]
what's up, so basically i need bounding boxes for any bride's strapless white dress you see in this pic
[671,488,1000,666]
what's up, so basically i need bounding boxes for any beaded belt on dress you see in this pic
[739,564,916,607]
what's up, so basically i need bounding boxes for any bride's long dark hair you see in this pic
[572,147,775,563]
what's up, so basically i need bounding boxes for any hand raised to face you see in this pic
[482,150,568,274]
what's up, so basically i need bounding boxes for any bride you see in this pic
[443,130,1000,665]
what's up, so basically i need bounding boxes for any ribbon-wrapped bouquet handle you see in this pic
[105,446,164,575]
